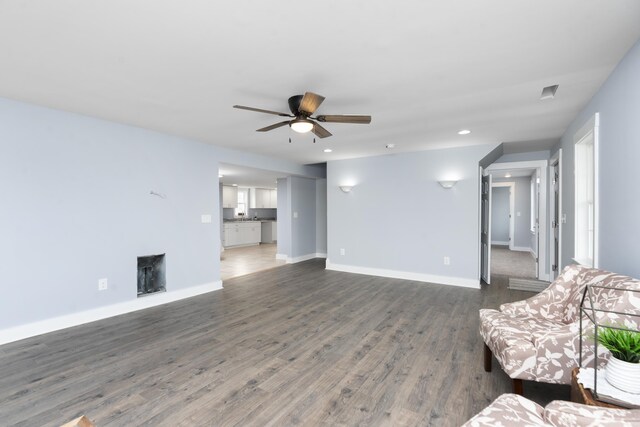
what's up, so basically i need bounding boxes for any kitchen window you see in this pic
[235,188,248,216]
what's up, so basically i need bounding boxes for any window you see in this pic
[235,188,248,216]
[574,113,599,267]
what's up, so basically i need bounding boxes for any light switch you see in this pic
[201,214,212,223]
[517,212,521,217]
[293,211,298,218]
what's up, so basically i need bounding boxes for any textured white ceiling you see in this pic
[0,1,638,165]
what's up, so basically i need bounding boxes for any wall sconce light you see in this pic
[438,180,457,189]
[339,185,354,193]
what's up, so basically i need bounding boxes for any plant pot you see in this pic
[605,356,640,394]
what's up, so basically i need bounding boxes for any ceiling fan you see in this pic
[233,92,371,139]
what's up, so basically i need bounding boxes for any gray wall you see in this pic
[327,144,494,284]
[290,176,317,258]
[552,39,640,278]
[0,97,323,330]
[495,150,550,163]
[315,179,327,255]
[491,187,510,243]
[276,178,290,257]
[494,177,532,249]
[513,177,533,250]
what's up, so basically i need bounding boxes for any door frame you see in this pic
[549,149,563,280]
[485,160,549,281]
[491,181,515,250]
[480,173,493,284]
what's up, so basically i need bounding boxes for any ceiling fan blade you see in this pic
[298,92,325,115]
[311,123,332,138]
[234,105,293,117]
[315,114,371,124]
[256,121,291,132]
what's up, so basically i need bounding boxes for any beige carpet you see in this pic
[491,245,537,279]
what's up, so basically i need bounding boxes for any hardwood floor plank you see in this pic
[0,260,569,426]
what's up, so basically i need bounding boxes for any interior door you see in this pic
[534,171,540,278]
[481,174,492,284]
[551,163,560,279]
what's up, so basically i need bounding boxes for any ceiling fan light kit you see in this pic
[233,91,371,140]
[289,118,314,133]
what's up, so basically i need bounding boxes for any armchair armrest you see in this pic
[500,265,585,321]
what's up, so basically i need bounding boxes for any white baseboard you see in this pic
[325,260,480,289]
[286,253,326,264]
[0,281,223,346]
[492,241,509,246]
[512,246,533,252]
[276,253,288,261]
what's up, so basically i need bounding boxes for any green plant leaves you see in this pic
[597,327,640,363]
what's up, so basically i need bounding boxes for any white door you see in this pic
[550,162,560,280]
[481,174,492,284]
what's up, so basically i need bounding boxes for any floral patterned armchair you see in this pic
[461,393,640,427]
[480,264,640,393]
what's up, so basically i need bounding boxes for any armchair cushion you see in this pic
[462,394,640,427]
[462,393,546,427]
[543,400,640,427]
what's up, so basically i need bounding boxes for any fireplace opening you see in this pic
[137,254,166,297]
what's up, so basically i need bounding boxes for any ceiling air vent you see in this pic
[540,85,559,100]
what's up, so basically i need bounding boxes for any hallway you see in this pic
[491,245,537,279]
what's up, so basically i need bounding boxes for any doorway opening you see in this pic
[219,164,286,281]
[481,160,550,285]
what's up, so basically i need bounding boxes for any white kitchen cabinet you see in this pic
[223,221,261,247]
[222,185,238,208]
[250,188,277,209]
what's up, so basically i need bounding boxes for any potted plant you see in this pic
[597,327,640,394]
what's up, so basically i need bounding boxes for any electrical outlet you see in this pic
[98,278,108,291]
[444,256,451,266]
[293,211,299,218]
[340,248,346,256]
[517,212,521,217]
[201,214,212,223]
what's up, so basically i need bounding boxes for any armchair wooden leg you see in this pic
[512,379,524,395]
[484,343,492,372]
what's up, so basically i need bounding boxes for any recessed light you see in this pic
[505,173,512,178]
[386,144,395,149]
[458,130,471,135]
[232,184,238,187]
[218,174,224,178]
[324,148,332,153]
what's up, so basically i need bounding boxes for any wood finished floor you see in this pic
[0,260,568,426]
[220,243,285,281]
